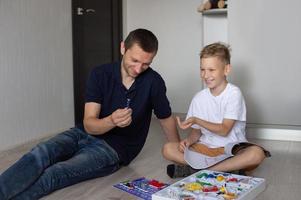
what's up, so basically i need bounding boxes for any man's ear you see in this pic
[224,64,231,76]
[120,41,125,55]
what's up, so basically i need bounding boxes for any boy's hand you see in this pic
[179,138,191,153]
[111,108,132,127]
[176,116,195,130]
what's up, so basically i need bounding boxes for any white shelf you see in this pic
[201,8,228,46]
[202,8,227,15]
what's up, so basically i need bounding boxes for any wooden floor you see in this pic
[1,119,301,200]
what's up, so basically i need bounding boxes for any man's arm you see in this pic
[83,102,132,135]
[159,116,180,142]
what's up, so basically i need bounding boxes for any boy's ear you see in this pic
[120,41,125,55]
[224,64,231,76]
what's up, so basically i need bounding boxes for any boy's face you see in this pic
[200,56,231,94]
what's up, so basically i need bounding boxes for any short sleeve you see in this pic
[85,68,103,104]
[151,74,171,119]
[224,88,246,121]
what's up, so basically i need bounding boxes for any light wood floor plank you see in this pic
[1,119,301,199]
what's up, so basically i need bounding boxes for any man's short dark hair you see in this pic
[124,29,158,53]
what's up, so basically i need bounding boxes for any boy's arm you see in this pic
[178,117,235,137]
[179,128,201,152]
[193,117,235,136]
[186,128,202,144]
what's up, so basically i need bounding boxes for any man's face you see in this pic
[120,42,156,79]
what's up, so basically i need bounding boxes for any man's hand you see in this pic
[111,108,132,127]
[176,116,195,130]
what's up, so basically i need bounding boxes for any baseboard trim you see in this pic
[172,112,301,142]
[0,128,68,155]
[247,127,301,141]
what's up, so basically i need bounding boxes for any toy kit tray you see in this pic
[114,177,168,200]
[152,170,266,200]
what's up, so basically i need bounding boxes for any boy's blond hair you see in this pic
[200,42,231,65]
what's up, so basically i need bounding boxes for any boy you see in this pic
[162,42,269,178]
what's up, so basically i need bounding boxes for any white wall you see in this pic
[123,0,203,113]
[228,0,301,127]
[0,0,74,151]
[202,12,227,45]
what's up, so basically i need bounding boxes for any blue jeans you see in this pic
[0,128,120,200]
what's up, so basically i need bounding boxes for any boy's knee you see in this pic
[161,143,170,159]
[161,142,175,160]
[247,146,266,165]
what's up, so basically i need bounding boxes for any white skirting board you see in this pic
[0,128,68,156]
[172,113,301,142]
[247,127,301,142]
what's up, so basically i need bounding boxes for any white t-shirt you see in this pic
[186,83,247,148]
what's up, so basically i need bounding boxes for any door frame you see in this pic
[71,0,123,125]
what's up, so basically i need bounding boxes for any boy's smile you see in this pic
[200,57,231,96]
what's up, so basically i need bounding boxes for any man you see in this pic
[0,28,180,200]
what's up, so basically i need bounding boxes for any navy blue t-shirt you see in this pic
[82,62,171,165]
